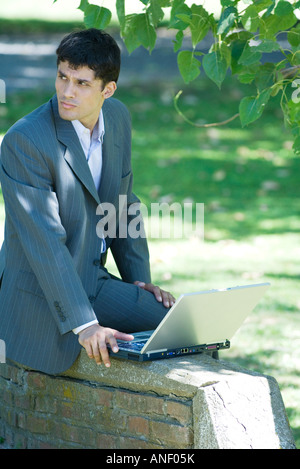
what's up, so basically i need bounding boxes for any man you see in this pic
[0,29,175,375]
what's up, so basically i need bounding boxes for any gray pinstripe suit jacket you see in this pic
[0,95,151,374]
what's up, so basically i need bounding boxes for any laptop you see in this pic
[110,282,270,362]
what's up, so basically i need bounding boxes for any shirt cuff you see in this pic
[72,319,99,335]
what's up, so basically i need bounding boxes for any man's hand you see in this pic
[78,324,134,367]
[134,281,176,308]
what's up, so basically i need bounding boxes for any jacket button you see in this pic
[93,259,101,266]
[89,296,96,304]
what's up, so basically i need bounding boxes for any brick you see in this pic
[1,407,17,428]
[13,433,28,449]
[22,415,49,435]
[57,422,95,446]
[34,396,57,414]
[0,364,10,379]
[118,436,162,450]
[150,420,193,447]
[8,366,22,385]
[128,415,150,436]
[94,406,127,433]
[15,394,32,411]
[115,390,164,416]
[93,388,114,407]
[165,400,192,425]
[17,412,26,430]
[31,439,58,450]
[2,388,14,405]
[95,433,118,449]
[26,372,47,390]
[57,400,74,420]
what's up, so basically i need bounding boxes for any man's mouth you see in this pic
[60,101,77,109]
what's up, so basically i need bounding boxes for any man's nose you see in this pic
[63,81,76,98]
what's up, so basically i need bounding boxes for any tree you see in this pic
[54,0,300,153]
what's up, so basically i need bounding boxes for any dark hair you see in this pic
[56,28,121,85]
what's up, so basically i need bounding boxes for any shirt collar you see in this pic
[71,109,105,144]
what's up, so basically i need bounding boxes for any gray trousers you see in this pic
[94,268,168,333]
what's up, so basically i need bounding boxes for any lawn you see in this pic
[0,72,299,447]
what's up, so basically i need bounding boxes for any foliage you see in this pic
[54,0,300,154]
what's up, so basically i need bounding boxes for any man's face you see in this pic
[55,61,106,131]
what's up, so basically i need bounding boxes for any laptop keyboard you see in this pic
[118,341,146,351]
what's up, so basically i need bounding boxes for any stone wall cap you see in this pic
[61,350,276,397]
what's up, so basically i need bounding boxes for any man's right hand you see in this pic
[78,324,134,368]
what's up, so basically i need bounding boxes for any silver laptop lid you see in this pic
[142,283,270,353]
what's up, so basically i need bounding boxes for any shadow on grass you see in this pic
[132,154,300,242]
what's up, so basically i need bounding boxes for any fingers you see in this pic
[78,324,132,368]
[134,281,176,308]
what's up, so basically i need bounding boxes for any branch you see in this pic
[174,91,239,128]
[281,65,300,79]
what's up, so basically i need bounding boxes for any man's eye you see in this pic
[59,75,67,80]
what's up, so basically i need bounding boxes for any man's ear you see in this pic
[102,81,117,100]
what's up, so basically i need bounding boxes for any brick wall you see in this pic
[0,351,296,449]
[0,360,194,449]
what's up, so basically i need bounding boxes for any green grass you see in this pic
[1,74,300,448]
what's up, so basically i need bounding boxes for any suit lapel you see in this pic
[98,100,122,205]
[51,95,100,205]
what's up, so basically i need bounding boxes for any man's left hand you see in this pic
[134,281,176,308]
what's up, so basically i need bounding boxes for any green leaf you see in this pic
[173,30,184,52]
[221,0,238,6]
[261,11,297,38]
[203,50,228,88]
[189,5,212,47]
[274,0,293,16]
[148,0,165,27]
[177,50,201,84]
[217,6,237,35]
[238,71,257,84]
[137,13,156,51]
[178,5,212,47]
[254,63,276,91]
[169,0,191,30]
[77,0,89,12]
[287,25,300,47]
[228,31,253,74]
[123,13,156,53]
[241,5,260,32]
[122,15,140,53]
[254,39,280,53]
[254,0,274,13]
[292,135,300,155]
[238,43,262,66]
[116,0,125,29]
[84,5,112,29]
[239,88,271,126]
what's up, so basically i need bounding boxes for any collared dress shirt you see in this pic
[71,111,105,334]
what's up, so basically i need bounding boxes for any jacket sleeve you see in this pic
[0,129,98,334]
